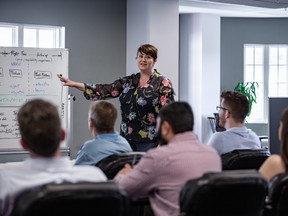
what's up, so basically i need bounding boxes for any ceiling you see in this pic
[179,0,288,17]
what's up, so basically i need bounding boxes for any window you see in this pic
[269,46,288,97]
[0,24,18,46]
[244,44,288,123]
[0,22,65,48]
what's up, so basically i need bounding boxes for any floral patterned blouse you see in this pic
[83,70,175,145]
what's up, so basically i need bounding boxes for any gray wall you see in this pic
[0,0,126,161]
[221,17,288,137]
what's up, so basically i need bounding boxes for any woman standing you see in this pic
[58,44,175,152]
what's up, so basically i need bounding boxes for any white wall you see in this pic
[180,14,221,143]
[127,0,179,98]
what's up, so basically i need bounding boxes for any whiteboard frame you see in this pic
[0,47,70,153]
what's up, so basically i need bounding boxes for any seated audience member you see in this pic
[0,99,107,215]
[114,101,221,216]
[207,90,261,155]
[74,101,132,166]
[259,107,288,181]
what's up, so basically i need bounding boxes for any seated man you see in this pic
[208,90,262,155]
[114,101,221,216]
[0,99,107,215]
[74,100,132,166]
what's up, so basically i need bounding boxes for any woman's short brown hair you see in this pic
[137,44,158,61]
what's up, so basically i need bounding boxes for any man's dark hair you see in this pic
[17,99,61,156]
[159,101,194,134]
[89,101,117,133]
[221,90,249,123]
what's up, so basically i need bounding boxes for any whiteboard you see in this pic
[0,47,69,150]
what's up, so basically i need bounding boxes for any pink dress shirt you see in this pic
[114,131,221,216]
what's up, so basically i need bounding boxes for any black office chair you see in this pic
[264,173,288,216]
[208,113,226,133]
[11,181,127,216]
[179,170,268,216]
[221,148,271,170]
[258,135,269,148]
[96,152,146,179]
[96,152,149,216]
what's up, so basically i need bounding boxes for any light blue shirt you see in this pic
[207,126,262,155]
[0,157,107,215]
[75,132,132,166]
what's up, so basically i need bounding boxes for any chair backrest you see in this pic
[11,181,127,216]
[179,170,268,216]
[221,148,271,170]
[208,113,226,133]
[266,173,288,216]
[214,112,226,132]
[96,152,146,179]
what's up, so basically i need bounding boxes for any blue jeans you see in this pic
[129,142,158,152]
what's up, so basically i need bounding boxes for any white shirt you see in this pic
[0,157,107,215]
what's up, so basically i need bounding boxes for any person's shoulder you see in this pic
[259,154,285,180]
[153,71,174,91]
[79,138,112,155]
[137,147,170,169]
[116,133,129,142]
[241,126,259,136]
[265,154,282,166]
[0,167,17,175]
[143,146,164,158]
[81,139,99,148]
[259,154,283,174]
[117,136,132,150]
[153,70,168,79]
[244,127,262,141]
[99,133,129,145]
[209,131,226,140]
[207,132,226,150]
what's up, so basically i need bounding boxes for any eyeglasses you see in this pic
[216,106,229,112]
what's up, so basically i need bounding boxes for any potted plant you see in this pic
[234,82,258,116]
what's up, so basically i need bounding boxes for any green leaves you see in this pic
[234,82,258,116]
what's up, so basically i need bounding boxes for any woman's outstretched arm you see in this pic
[57,74,85,91]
